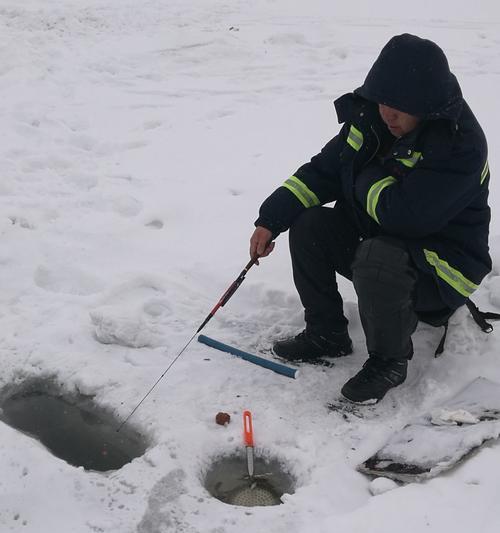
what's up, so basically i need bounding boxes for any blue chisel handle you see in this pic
[198,335,298,379]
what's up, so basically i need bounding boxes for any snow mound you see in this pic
[90,277,173,348]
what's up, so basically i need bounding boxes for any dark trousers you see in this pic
[289,205,452,360]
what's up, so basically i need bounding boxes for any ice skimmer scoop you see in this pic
[225,410,280,506]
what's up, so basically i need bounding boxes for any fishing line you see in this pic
[116,331,198,432]
[116,251,268,431]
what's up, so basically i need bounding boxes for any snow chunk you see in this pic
[90,304,167,348]
[431,408,480,426]
[369,477,398,496]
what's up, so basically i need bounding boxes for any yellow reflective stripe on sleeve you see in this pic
[396,151,422,168]
[481,160,489,185]
[366,176,396,224]
[282,175,320,208]
[347,125,363,151]
[424,249,478,298]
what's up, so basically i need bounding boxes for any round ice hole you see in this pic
[204,453,295,507]
[0,378,148,472]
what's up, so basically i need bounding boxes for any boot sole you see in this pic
[272,344,353,363]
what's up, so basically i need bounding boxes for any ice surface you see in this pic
[1,1,500,532]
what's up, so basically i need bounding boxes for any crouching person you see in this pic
[249,34,491,403]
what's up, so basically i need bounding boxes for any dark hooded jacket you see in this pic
[255,34,491,309]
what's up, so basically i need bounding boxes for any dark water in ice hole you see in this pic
[0,384,147,472]
[204,454,295,506]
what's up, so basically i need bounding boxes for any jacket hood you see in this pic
[354,34,463,121]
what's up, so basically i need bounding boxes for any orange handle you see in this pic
[243,410,254,447]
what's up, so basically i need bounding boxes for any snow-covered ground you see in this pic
[1,1,500,531]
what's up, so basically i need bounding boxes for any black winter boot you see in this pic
[273,329,352,362]
[341,356,407,404]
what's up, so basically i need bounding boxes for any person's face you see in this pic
[378,104,420,138]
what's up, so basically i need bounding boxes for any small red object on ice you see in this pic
[215,412,231,426]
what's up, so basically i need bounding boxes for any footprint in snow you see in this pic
[137,469,193,533]
[34,264,104,296]
[143,120,162,130]
[145,219,164,229]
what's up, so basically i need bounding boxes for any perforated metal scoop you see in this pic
[224,411,280,507]
[229,479,281,506]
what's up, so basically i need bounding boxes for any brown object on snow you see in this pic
[215,412,231,426]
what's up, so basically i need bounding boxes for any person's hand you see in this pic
[249,226,275,264]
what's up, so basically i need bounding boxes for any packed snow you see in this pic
[1,1,500,532]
